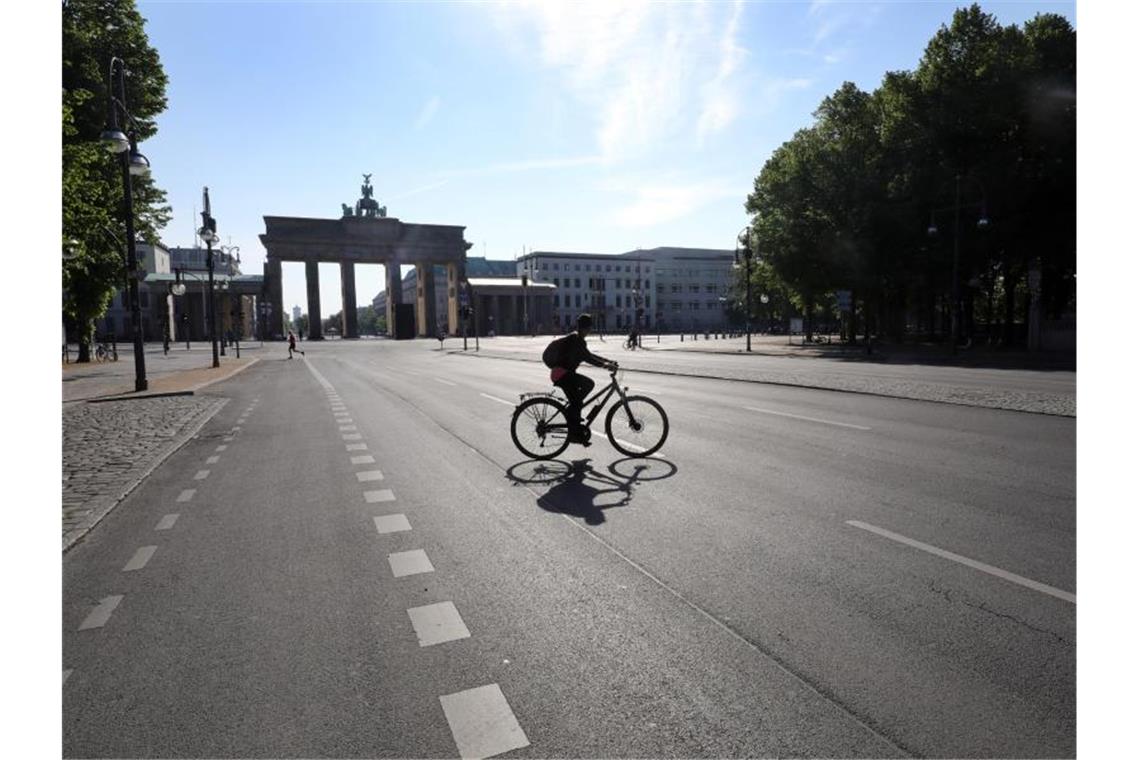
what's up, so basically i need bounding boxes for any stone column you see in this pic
[446,262,464,335]
[386,263,402,338]
[306,260,322,340]
[340,261,358,338]
[418,264,438,337]
[265,258,284,340]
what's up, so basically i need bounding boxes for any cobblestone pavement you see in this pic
[62,395,226,551]
[449,338,1076,417]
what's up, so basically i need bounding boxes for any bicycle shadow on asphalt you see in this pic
[505,457,678,526]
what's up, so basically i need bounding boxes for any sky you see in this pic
[126,0,1076,321]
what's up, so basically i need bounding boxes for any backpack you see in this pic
[542,335,569,368]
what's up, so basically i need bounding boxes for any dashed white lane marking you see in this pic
[223,436,234,442]
[365,489,396,503]
[439,683,530,759]
[846,520,1076,604]
[587,427,665,460]
[78,595,124,630]
[231,426,242,432]
[64,669,74,685]
[194,470,210,480]
[351,455,376,465]
[215,445,228,452]
[156,514,180,531]
[480,393,515,407]
[374,513,411,533]
[176,489,196,502]
[334,412,351,418]
[388,549,435,577]
[339,425,358,432]
[433,377,458,387]
[343,433,363,441]
[206,455,220,465]
[122,546,157,572]
[745,406,871,431]
[356,470,384,482]
[346,443,368,451]
[407,601,471,647]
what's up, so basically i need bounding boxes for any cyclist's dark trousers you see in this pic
[554,372,594,435]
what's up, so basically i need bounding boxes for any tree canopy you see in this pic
[743,4,1075,345]
[63,0,170,358]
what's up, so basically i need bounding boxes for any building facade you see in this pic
[624,247,735,332]
[518,252,656,333]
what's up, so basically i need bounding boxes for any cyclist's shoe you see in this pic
[567,429,592,446]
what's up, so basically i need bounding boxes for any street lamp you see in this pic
[733,226,756,352]
[927,174,989,354]
[100,56,152,391]
[198,186,221,367]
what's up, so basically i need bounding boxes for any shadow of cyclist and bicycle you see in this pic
[505,456,679,525]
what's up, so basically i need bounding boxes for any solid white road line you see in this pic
[215,445,228,452]
[364,489,396,503]
[64,669,73,685]
[407,601,470,647]
[388,549,435,577]
[745,406,871,431]
[156,514,180,531]
[176,489,196,502]
[433,377,458,386]
[350,455,376,465]
[194,470,210,480]
[122,546,157,572]
[356,470,384,482]
[374,514,411,534]
[78,595,124,630]
[480,393,515,407]
[346,443,368,451]
[206,455,220,465]
[846,520,1076,604]
[439,683,530,759]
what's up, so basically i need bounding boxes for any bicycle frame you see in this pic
[579,370,634,428]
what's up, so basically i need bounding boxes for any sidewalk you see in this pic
[445,335,1076,417]
[62,343,260,551]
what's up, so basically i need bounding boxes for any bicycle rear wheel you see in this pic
[94,345,108,362]
[511,397,571,460]
[605,395,668,457]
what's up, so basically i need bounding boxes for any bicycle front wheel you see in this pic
[605,395,668,457]
[511,397,571,460]
[94,345,108,362]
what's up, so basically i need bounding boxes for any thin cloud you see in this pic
[490,1,748,162]
[388,179,450,202]
[611,178,741,228]
[442,155,606,178]
[414,96,440,130]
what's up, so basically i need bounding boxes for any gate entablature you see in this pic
[260,212,470,342]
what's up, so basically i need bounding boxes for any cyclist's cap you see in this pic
[577,313,593,329]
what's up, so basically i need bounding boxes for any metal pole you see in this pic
[207,241,219,367]
[951,174,961,356]
[112,60,147,392]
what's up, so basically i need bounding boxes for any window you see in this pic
[625,279,631,289]
[671,284,681,293]
[564,264,570,271]
[645,296,651,309]
[605,265,611,272]
[626,295,632,308]
[575,278,581,288]
[708,302,718,310]
[575,294,581,307]
[575,264,580,271]
[671,302,681,311]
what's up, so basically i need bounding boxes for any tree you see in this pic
[63,0,170,361]
[357,306,381,335]
[294,313,309,336]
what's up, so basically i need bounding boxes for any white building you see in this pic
[517,251,656,333]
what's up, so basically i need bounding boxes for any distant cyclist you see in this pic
[542,313,617,446]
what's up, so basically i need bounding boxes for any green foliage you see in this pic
[745,3,1075,344]
[357,306,382,335]
[62,0,170,359]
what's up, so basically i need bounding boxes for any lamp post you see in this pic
[734,226,756,352]
[100,57,152,391]
[198,187,221,367]
[927,174,988,355]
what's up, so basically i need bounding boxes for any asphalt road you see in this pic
[63,339,1075,758]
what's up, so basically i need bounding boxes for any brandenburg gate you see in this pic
[259,176,471,339]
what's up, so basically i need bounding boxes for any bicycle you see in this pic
[93,338,117,362]
[622,334,639,350]
[510,367,669,460]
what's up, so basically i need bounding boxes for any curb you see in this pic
[447,349,1075,418]
[82,358,261,404]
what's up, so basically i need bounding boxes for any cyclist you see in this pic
[543,313,617,446]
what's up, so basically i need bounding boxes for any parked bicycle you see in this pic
[510,367,668,460]
[93,337,118,362]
